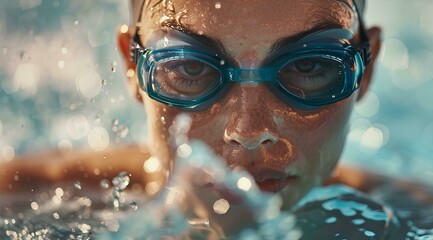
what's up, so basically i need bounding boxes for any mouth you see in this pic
[255,175,298,193]
[251,168,299,193]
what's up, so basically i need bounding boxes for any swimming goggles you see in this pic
[130,28,371,110]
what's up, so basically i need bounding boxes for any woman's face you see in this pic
[133,0,364,208]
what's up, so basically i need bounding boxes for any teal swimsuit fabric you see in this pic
[293,184,403,239]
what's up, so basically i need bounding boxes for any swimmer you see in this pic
[1,0,433,238]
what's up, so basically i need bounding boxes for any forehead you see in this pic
[140,0,356,58]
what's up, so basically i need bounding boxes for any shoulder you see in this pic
[0,145,153,193]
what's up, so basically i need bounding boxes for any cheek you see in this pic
[143,97,183,169]
[145,96,226,155]
[275,97,354,167]
[188,104,227,149]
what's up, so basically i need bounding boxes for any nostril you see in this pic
[228,140,241,147]
[224,129,278,150]
[262,139,274,145]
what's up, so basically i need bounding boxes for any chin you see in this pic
[278,180,314,210]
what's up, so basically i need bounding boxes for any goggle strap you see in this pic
[353,0,371,66]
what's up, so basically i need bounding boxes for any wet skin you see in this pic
[123,0,377,210]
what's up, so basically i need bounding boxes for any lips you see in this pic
[251,168,299,193]
[256,176,298,192]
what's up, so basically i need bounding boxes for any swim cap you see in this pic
[354,0,366,15]
[129,0,367,33]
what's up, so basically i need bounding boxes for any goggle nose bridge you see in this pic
[226,67,276,83]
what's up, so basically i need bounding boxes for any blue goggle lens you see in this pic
[152,57,222,101]
[277,55,347,101]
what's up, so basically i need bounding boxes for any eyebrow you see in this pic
[160,20,346,63]
[161,21,235,63]
[268,21,346,55]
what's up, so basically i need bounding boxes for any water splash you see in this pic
[129,201,138,211]
[100,179,110,189]
[111,171,130,191]
[74,181,82,190]
[98,114,300,239]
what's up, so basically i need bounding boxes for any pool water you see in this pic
[1,139,433,239]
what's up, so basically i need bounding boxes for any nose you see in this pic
[223,84,279,150]
[224,129,277,150]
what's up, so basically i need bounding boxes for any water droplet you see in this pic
[215,2,222,9]
[20,51,29,62]
[325,217,337,223]
[2,145,15,161]
[78,223,91,234]
[112,119,119,126]
[213,198,230,214]
[55,187,64,197]
[176,144,192,158]
[87,126,110,151]
[126,69,135,78]
[364,230,375,237]
[74,20,79,25]
[111,61,118,72]
[101,79,107,85]
[100,179,110,189]
[143,156,162,173]
[129,200,138,210]
[220,60,225,65]
[118,125,129,138]
[94,116,101,124]
[113,199,120,210]
[30,202,39,210]
[120,25,129,34]
[52,212,60,219]
[145,181,161,196]
[112,189,121,199]
[93,168,101,175]
[61,47,68,54]
[74,181,82,190]
[352,218,365,225]
[237,177,252,191]
[75,69,102,99]
[112,171,130,191]
[58,60,65,69]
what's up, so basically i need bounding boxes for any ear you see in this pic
[117,27,143,103]
[357,26,382,102]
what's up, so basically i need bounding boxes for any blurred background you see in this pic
[0,0,432,183]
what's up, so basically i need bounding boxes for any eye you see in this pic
[293,59,322,73]
[154,59,221,97]
[278,57,345,99]
[181,61,205,76]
